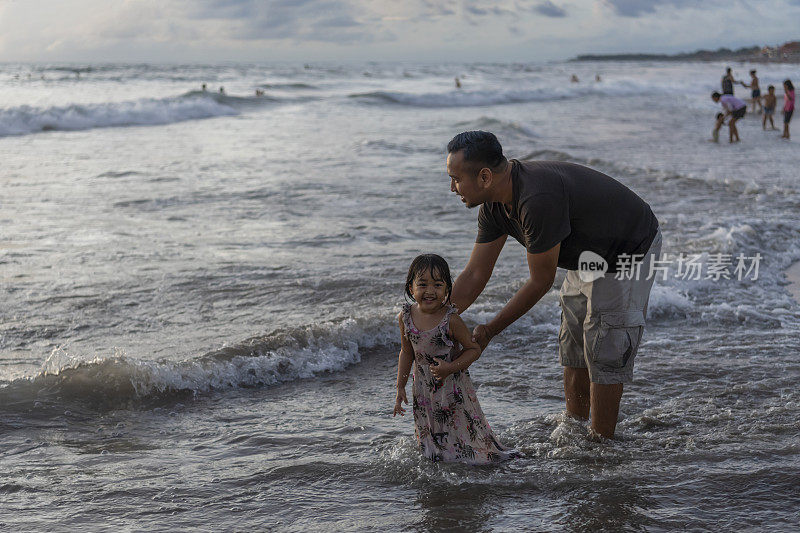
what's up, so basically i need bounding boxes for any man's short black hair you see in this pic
[446,130,505,171]
[712,91,721,99]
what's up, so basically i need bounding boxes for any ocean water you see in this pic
[1,60,799,531]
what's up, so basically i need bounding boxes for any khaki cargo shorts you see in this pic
[558,230,662,384]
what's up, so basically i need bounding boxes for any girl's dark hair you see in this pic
[404,254,453,303]
[785,79,794,92]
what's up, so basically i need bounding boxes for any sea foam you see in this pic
[0,317,397,412]
[0,93,240,137]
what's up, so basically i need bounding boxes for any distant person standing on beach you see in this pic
[782,79,794,140]
[740,70,761,113]
[762,85,778,130]
[445,131,661,439]
[712,92,746,143]
[721,67,736,95]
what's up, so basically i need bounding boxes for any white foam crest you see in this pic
[700,224,759,253]
[646,285,694,319]
[4,317,397,407]
[350,78,677,108]
[0,94,238,137]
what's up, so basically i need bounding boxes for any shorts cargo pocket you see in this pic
[591,310,645,370]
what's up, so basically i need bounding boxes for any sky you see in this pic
[1,0,799,63]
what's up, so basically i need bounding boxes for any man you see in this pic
[740,69,762,113]
[446,131,661,439]
[712,91,746,143]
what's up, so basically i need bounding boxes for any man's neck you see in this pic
[492,159,514,208]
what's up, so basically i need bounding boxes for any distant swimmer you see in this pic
[455,77,462,89]
[219,86,225,94]
[570,74,579,83]
[712,91,746,143]
[255,89,264,96]
[595,74,601,82]
[202,83,207,91]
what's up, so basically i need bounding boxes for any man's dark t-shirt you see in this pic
[476,160,658,273]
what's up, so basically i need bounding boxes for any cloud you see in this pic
[601,0,697,17]
[534,1,567,17]
[187,0,373,43]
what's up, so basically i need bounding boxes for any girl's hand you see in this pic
[393,388,408,416]
[430,358,455,381]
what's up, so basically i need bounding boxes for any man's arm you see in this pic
[450,235,507,313]
[473,242,560,349]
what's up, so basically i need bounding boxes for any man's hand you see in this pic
[393,388,408,416]
[430,358,456,381]
[472,324,493,351]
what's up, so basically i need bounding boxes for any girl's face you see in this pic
[411,268,448,312]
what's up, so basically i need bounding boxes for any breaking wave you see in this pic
[0,92,276,137]
[0,317,396,412]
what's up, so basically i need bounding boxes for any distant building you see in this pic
[778,41,800,61]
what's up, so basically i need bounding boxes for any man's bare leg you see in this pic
[564,367,590,419]
[590,382,623,438]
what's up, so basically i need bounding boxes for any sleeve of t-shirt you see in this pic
[476,204,506,243]
[519,193,571,254]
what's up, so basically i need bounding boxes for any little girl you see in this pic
[392,254,516,464]
[782,79,794,140]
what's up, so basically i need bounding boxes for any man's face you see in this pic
[447,150,483,209]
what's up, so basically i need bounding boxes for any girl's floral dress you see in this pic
[402,303,517,464]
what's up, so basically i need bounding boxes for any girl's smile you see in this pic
[411,269,448,312]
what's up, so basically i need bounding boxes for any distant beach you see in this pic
[573,39,800,63]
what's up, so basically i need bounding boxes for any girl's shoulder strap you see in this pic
[437,304,459,347]
[443,303,459,323]
[401,302,415,334]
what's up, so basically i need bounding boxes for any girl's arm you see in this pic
[394,314,414,416]
[430,314,481,380]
